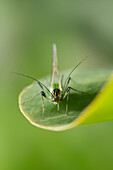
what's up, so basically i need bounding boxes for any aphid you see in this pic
[12,44,86,119]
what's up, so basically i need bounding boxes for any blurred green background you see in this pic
[0,0,113,169]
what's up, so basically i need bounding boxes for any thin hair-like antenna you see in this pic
[63,57,87,92]
[11,72,53,96]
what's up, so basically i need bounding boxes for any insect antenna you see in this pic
[11,72,53,96]
[63,57,87,92]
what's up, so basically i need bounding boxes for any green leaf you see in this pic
[19,69,113,131]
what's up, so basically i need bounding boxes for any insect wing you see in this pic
[50,44,61,91]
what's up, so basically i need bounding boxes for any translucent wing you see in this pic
[50,44,61,91]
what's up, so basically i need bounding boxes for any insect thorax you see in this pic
[52,89,62,103]
[51,83,62,103]
[53,83,60,89]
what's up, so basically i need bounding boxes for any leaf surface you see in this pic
[19,69,113,131]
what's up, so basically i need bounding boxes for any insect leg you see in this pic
[63,87,70,114]
[20,90,47,119]
[63,77,71,98]
[66,77,71,87]
[63,77,85,94]
[57,103,59,112]
[41,91,47,119]
[68,87,85,94]
[41,94,45,119]
[63,85,85,115]
[66,89,70,115]
[41,91,53,119]
[20,91,42,105]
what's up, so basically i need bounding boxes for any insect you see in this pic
[12,44,86,119]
